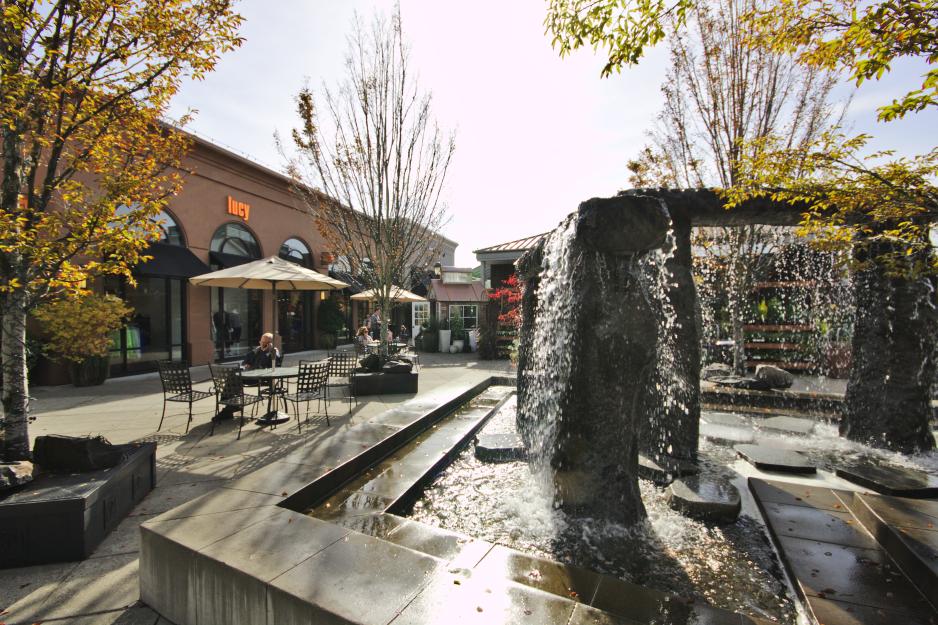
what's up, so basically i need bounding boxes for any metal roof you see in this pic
[474,233,547,255]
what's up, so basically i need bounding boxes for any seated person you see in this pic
[386,322,394,343]
[399,324,409,342]
[355,326,371,352]
[242,332,281,369]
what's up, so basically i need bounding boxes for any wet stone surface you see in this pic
[836,457,938,498]
[735,444,816,474]
[758,416,816,436]
[700,423,755,446]
[475,433,527,462]
[751,479,938,625]
[667,477,741,523]
[637,455,699,486]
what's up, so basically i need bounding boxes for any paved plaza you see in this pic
[0,352,512,625]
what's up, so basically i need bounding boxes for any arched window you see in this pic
[114,205,184,246]
[210,223,260,258]
[279,237,312,267]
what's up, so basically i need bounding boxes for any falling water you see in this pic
[517,214,580,470]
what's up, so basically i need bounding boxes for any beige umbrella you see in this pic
[190,255,349,368]
[350,286,427,303]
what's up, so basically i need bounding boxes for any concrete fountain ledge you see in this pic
[141,379,771,625]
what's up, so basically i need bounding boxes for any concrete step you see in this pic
[848,492,938,609]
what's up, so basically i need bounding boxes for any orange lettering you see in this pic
[226,196,250,221]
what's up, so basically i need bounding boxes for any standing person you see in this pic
[386,322,394,343]
[399,324,409,344]
[369,307,382,340]
[242,332,281,370]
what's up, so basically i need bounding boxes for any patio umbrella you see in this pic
[350,285,427,303]
[190,255,349,368]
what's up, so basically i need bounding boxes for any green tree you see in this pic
[547,0,937,122]
[0,1,243,460]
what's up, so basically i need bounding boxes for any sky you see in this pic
[168,0,938,267]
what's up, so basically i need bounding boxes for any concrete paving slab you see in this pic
[6,552,140,624]
[0,560,78,615]
[392,570,578,625]
[474,545,602,604]
[148,487,282,522]
[748,478,849,511]
[805,595,938,625]
[775,535,933,615]
[141,506,283,552]
[759,503,878,549]
[64,604,162,625]
[267,530,441,625]
[91,513,158,558]
[127,479,227,516]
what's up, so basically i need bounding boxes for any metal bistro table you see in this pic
[241,366,299,427]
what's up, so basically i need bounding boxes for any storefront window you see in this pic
[279,237,312,267]
[449,304,478,329]
[210,222,261,257]
[210,223,262,360]
[412,301,430,336]
[106,275,185,374]
[114,205,184,246]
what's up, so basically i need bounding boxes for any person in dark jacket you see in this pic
[242,332,281,369]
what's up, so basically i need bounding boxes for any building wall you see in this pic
[169,138,334,365]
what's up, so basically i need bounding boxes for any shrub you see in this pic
[34,294,131,362]
[317,297,345,342]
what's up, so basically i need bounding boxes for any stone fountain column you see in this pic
[519,195,670,526]
[843,234,937,453]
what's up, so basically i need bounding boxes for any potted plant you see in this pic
[420,318,439,352]
[450,315,465,353]
[438,317,451,353]
[34,294,131,387]
[317,297,345,349]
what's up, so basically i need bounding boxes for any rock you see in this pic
[0,461,34,492]
[667,477,741,523]
[735,444,816,474]
[701,363,733,381]
[755,365,794,389]
[638,454,699,486]
[382,361,413,374]
[711,375,774,391]
[474,433,526,462]
[575,194,671,255]
[360,353,381,372]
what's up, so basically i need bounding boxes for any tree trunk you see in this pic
[842,237,937,453]
[641,217,700,461]
[2,289,31,461]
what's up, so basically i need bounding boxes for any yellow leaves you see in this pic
[34,294,132,362]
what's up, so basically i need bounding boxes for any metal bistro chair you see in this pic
[209,364,263,440]
[326,351,359,414]
[157,360,214,433]
[283,360,330,431]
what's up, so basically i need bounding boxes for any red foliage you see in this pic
[489,274,522,328]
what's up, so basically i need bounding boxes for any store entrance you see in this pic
[277,291,314,353]
[211,287,262,361]
[106,275,186,374]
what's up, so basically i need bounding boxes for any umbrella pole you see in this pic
[272,281,278,371]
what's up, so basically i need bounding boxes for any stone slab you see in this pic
[836,459,938,498]
[700,423,755,446]
[474,432,526,462]
[735,444,816,474]
[637,454,699,485]
[806,595,938,625]
[667,477,741,523]
[759,416,816,436]
[474,545,603,604]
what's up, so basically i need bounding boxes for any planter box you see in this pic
[352,372,418,396]
[0,442,156,568]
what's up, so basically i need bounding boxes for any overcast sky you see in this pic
[168,0,937,266]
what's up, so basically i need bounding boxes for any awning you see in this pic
[209,250,255,269]
[135,243,210,279]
